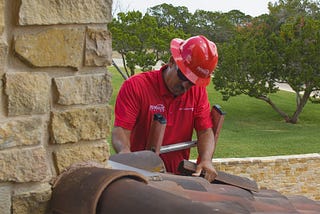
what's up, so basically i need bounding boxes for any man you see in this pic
[112,35,219,181]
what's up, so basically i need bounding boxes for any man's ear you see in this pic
[168,56,175,66]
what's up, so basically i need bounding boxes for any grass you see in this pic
[107,66,320,159]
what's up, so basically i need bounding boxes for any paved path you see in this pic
[275,83,294,93]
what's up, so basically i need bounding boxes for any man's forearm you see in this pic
[197,128,215,161]
[193,128,218,181]
[112,126,131,153]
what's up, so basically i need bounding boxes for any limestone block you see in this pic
[85,27,112,66]
[0,118,42,150]
[0,185,11,214]
[50,106,111,144]
[0,40,8,77]
[14,28,84,69]
[221,154,320,201]
[5,72,50,116]
[0,0,4,35]
[0,147,51,182]
[19,0,112,25]
[54,73,112,105]
[0,77,3,117]
[12,183,51,214]
[53,142,109,173]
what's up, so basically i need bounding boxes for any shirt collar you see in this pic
[158,65,173,97]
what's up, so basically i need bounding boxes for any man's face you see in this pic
[166,64,195,96]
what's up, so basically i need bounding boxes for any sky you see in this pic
[113,0,278,17]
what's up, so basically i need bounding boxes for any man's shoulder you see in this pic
[183,85,208,103]
[126,70,159,85]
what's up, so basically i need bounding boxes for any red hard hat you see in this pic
[170,35,218,86]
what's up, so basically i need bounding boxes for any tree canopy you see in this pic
[214,0,320,123]
[109,0,320,123]
[109,9,188,77]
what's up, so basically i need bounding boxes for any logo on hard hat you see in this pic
[196,66,210,77]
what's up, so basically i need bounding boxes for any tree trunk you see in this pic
[289,90,312,124]
[112,60,128,80]
[257,95,291,122]
[121,54,130,78]
[258,88,312,124]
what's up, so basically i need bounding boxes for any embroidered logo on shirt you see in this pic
[149,104,165,113]
[179,107,194,111]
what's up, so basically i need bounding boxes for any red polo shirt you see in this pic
[114,65,213,173]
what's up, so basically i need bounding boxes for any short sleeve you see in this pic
[114,79,141,130]
[194,88,213,131]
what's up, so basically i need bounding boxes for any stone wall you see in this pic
[213,153,320,201]
[0,1,318,213]
[0,0,113,213]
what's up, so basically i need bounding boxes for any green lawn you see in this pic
[107,66,320,159]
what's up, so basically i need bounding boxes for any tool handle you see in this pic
[146,114,167,155]
[160,141,197,154]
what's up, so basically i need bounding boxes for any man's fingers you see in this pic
[190,162,218,183]
[192,166,202,177]
[192,172,200,177]
[192,166,218,183]
[204,171,216,183]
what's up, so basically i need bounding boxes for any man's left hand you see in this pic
[192,160,218,182]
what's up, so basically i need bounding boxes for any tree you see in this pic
[109,11,158,76]
[147,3,192,32]
[187,10,252,45]
[109,10,189,77]
[277,16,320,122]
[189,10,227,42]
[214,0,320,124]
[226,10,252,26]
